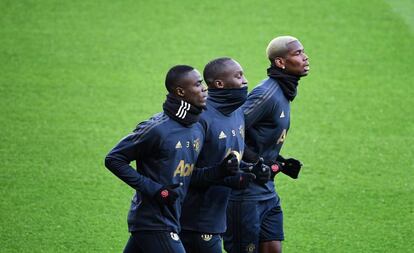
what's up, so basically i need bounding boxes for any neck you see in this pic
[267,65,300,101]
[207,87,248,115]
[162,94,202,126]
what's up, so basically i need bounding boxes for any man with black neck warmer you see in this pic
[180,57,258,253]
[105,65,239,253]
[224,36,310,253]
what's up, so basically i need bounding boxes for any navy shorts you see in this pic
[180,230,222,253]
[123,231,185,253]
[224,197,284,253]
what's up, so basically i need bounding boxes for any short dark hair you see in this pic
[165,65,194,93]
[203,57,233,86]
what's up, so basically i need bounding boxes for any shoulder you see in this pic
[187,121,205,143]
[243,78,281,114]
[232,107,245,120]
[198,106,215,129]
[133,112,170,141]
[252,78,281,98]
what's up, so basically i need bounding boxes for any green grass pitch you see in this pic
[1,0,413,252]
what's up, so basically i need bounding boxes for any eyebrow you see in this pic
[291,48,303,54]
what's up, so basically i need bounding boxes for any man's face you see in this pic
[178,69,208,108]
[219,60,248,89]
[283,40,309,77]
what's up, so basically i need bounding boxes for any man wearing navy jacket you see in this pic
[224,36,310,253]
[180,57,257,253]
[105,65,238,253]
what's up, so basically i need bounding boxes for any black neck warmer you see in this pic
[207,87,248,115]
[162,94,203,126]
[267,65,301,101]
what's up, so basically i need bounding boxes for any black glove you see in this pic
[154,183,182,206]
[245,158,270,185]
[275,156,303,179]
[223,172,256,189]
[220,153,239,177]
[268,161,283,181]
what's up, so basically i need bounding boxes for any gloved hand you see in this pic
[247,158,270,185]
[268,160,283,181]
[154,183,182,206]
[223,172,256,189]
[220,153,239,177]
[271,156,303,179]
[279,156,302,179]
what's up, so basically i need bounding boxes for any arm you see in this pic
[190,164,223,188]
[242,144,260,163]
[190,153,239,187]
[104,132,162,196]
[242,87,302,179]
[243,144,301,180]
[191,158,256,190]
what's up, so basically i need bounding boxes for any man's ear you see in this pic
[214,80,225,89]
[175,86,185,97]
[274,57,285,69]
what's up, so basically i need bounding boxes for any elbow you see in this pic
[104,152,130,173]
[104,155,113,170]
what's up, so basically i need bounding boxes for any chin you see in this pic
[196,101,207,108]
